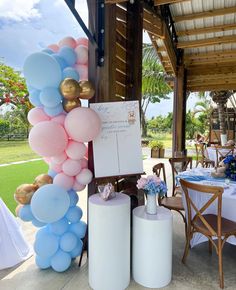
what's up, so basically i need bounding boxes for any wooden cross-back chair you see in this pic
[152,162,186,234]
[215,145,235,167]
[169,157,192,197]
[180,179,236,289]
[195,143,215,168]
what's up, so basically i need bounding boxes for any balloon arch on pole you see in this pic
[14,36,101,272]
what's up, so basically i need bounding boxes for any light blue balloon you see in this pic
[39,87,62,108]
[36,226,50,240]
[68,190,79,207]
[49,218,69,236]
[31,184,70,223]
[34,231,59,258]
[48,169,57,179]
[42,48,54,55]
[52,54,67,70]
[69,221,87,238]
[29,89,42,107]
[59,46,77,66]
[35,255,51,269]
[19,205,34,222]
[32,218,46,228]
[23,52,62,90]
[60,232,77,252]
[51,250,71,272]
[44,104,63,117]
[66,206,82,223]
[62,67,79,81]
[70,239,83,258]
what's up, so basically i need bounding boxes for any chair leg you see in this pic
[218,239,224,289]
[208,239,212,255]
[182,229,191,264]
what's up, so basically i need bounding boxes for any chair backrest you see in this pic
[152,163,166,183]
[195,143,205,163]
[180,179,223,237]
[169,157,192,196]
[214,145,234,166]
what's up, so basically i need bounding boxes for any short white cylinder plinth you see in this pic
[132,206,173,288]
[89,193,130,290]
[220,134,227,146]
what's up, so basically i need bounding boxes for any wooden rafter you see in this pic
[188,84,236,92]
[187,64,236,76]
[177,23,236,37]
[177,35,236,49]
[184,49,236,61]
[173,6,236,22]
[185,57,236,67]
[154,0,189,5]
[105,0,127,3]
[143,10,163,38]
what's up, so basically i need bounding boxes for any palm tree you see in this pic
[141,44,172,137]
[210,90,234,143]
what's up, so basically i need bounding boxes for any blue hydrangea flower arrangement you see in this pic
[223,155,236,181]
[137,175,167,196]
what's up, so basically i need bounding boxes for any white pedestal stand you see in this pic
[89,193,130,290]
[132,206,173,288]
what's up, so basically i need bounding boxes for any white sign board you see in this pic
[90,101,143,178]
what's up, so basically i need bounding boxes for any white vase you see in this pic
[146,194,157,215]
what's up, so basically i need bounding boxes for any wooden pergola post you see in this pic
[172,63,187,157]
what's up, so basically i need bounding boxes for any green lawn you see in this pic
[0,140,39,164]
[0,160,48,215]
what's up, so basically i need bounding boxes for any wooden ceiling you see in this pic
[105,0,236,92]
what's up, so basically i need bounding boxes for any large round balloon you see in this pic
[64,107,101,142]
[29,121,68,157]
[28,107,50,125]
[31,184,70,223]
[23,52,62,90]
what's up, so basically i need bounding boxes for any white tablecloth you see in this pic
[206,147,234,164]
[180,170,236,247]
[0,198,33,270]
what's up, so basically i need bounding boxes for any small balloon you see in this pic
[59,37,77,49]
[60,78,81,100]
[63,98,81,113]
[34,174,53,187]
[14,184,38,204]
[78,80,95,100]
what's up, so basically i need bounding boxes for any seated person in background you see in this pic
[225,139,235,147]
[195,133,206,144]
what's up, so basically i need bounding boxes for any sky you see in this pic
[0,0,198,118]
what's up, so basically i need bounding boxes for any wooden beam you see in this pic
[184,49,236,61]
[105,0,127,3]
[173,7,236,22]
[177,23,236,37]
[143,20,163,38]
[162,25,177,75]
[188,73,236,81]
[154,0,189,5]
[143,9,162,28]
[177,35,236,49]
[187,83,236,92]
[185,56,236,67]
[188,64,236,76]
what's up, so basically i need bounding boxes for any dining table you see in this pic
[206,146,235,165]
[177,168,236,248]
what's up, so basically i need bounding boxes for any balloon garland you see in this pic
[14,36,101,272]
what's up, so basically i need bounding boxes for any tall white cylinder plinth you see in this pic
[89,193,130,290]
[221,134,227,146]
[132,206,172,288]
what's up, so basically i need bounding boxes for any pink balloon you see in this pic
[75,45,88,65]
[59,37,77,49]
[74,64,88,80]
[51,113,66,126]
[62,159,82,176]
[48,44,59,52]
[53,173,74,190]
[81,158,88,169]
[76,168,93,185]
[65,107,101,142]
[49,162,63,173]
[28,108,50,125]
[65,141,87,160]
[51,152,67,164]
[29,121,68,157]
[73,181,86,191]
[76,37,88,47]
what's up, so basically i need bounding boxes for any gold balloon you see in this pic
[63,98,81,113]
[34,174,53,188]
[14,184,38,204]
[79,80,95,100]
[60,78,81,100]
